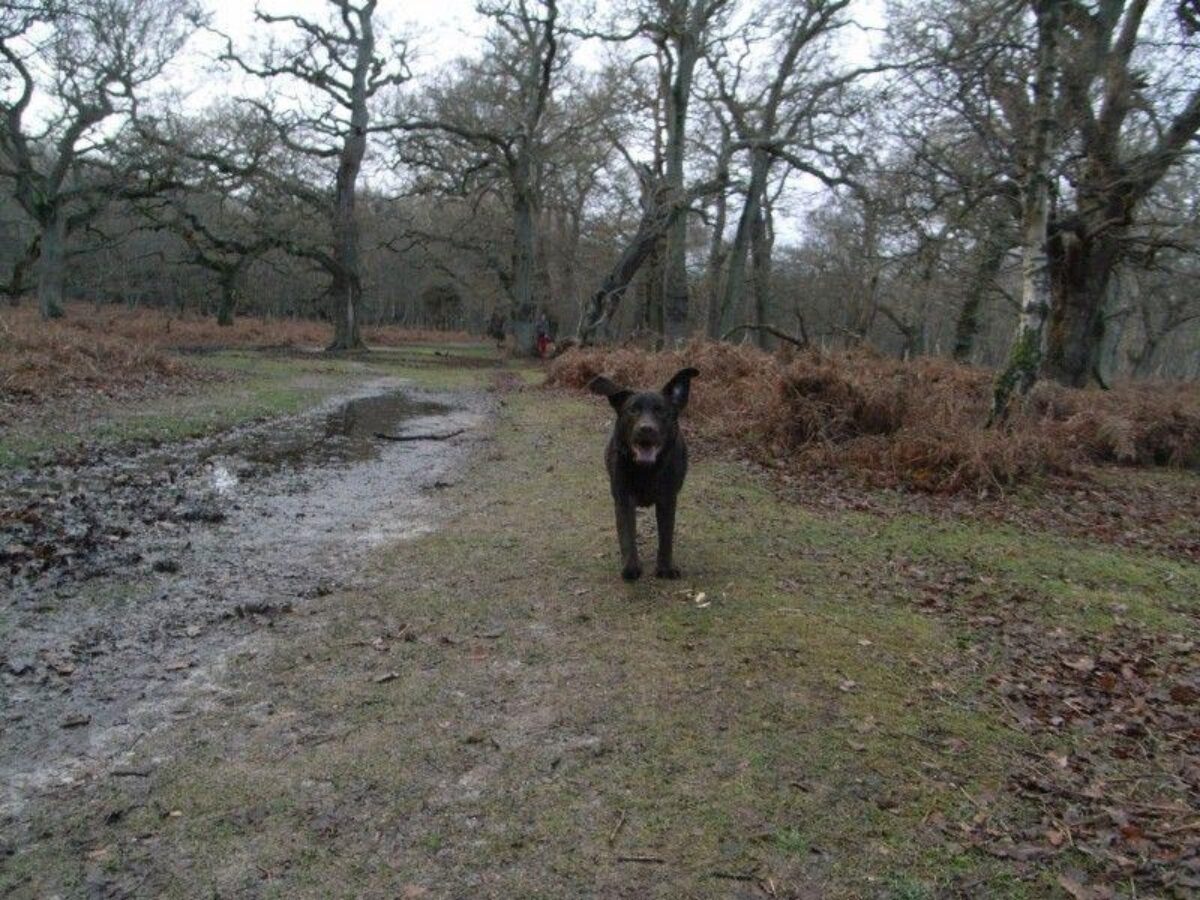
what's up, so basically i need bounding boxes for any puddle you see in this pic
[322,393,450,460]
[200,391,451,472]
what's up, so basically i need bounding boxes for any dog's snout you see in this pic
[633,421,659,443]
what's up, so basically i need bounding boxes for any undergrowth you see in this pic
[0,303,478,406]
[548,341,1200,493]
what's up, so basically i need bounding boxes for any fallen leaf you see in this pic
[1058,873,1099,899]
[1169,683,1198,705]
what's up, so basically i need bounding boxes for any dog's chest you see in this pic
[606,438,685,507]
[625,466,666,507]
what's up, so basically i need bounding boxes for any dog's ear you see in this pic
[588,375,633,412]
[662,367,699,411]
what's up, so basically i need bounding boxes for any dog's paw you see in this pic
[655,564,681,579]
[621,562,643,581]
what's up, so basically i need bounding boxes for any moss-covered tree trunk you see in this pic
[953,231,1007,362]
[991,0,1060,423]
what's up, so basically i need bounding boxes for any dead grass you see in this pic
[0,305,191,405]
[0,303,479,406]
[548,341,1200,493]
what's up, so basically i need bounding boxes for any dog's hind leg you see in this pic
[615,496,641,581]
[654,494,680,579]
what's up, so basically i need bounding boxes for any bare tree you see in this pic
[135,106,295,326]
[706,0,865,337]
[647,0,733,342]
[216,0,410,350]
[0,0,201,318]
[574,0,734,341]
[1039,0,1200,385]
[396,0,561,354]
[896,0,1200,387]
[576,164,724,342]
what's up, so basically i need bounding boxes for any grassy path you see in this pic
[5,380,1196,899]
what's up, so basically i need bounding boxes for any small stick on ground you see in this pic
[710,871,758,881]
[607,809,627,845]
[615,854,665,864]
[374,429,466,442]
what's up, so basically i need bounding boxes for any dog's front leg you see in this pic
[615,496,641,581]
[654,493,680,579]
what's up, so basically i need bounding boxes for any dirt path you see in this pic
[1,378,488,826]
[3,369,1197,899]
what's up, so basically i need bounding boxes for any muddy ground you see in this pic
[1,354,1197,900]
[2,379,487,824]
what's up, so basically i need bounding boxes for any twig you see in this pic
[1157,819,1200,835]
[710,870,758,881]
[374,429,466,442]
[607,810,627,845]
[615,854,665,864]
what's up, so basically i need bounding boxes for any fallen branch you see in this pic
[720,323,809,348]
[373,429,466,442]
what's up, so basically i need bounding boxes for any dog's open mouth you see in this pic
[631,442,661,465]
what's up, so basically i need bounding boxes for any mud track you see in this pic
[0,379,489,825]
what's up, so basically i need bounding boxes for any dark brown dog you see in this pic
[588,367,699,581]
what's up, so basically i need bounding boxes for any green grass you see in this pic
[5,375,1195,898]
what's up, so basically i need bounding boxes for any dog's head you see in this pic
[588,367,699,466]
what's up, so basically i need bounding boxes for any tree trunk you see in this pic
[577,179,683,343]
[640,237,666,345]
[749,197,773,350]
[849,203,881,344]
[991,0,1060,421]
[327,18,373,352]
[37,211,67,319]
[703,182,729,339]
[953,233,1007,361]
[662,209,689,343]
[329,154,365,350]
[217,267,239,327]
[1040,229,1117,387]
[717,148,771,337]
[661,36,700,345]
[3,235,40,306]
[510,181,538,355]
